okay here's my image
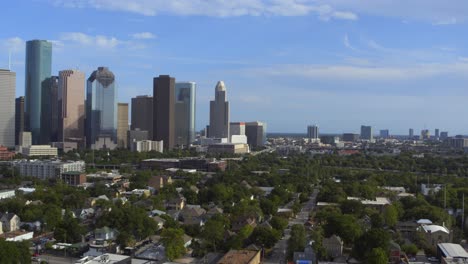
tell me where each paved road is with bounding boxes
[264,189,319,264]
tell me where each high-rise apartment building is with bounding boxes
[409,128,414,139]
[25,40,52,145]
[131,95,153,139]
[153,75,175,150]
[209,81,230,139]
[380,129,389,139]
[58,70,85,147]
[86,67,117,150]
[307,125,319,140]
[117,103,129,148]
[175,82,196,147]
[360,125,373,141]
[245,121,266,149]
[15,96,24,146]
[0,69,16,147]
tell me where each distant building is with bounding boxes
[117,103,128,148]
[19,132,32,148]
[61,171,86,186]
[153,75,175,150]
[230,122,246,136]
[209,81,230,139]
[435,128,440,139]
[22,145,58,157]
[86,67,118,150]
[440,131,449,140]
[58,70,85,148]
[175,82,196,147]
[320,135,340,145]
[448,138,468,149]
[421,129,430,140]
[48,76,59,143]
[0,146,15,160]
[360,125,373,141]
[245,122,266,148]
[409,128,414,139]
[131,95,153,139]
[380,129,389,139]
[307,125,319,140]
[15,96,24,146]
[127,129,148,149]
[17,160,85,179]
[0,69,16,148]
[208,143,249,154]
[342,133,359,142]
[132,140,163,153]
[25,40,52,145]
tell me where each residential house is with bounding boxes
[217,250,261,264]
[152,216,166,230]
[206,207,223,219]
[94,226,119,241]
[232,217,257,232]
[323,235,343,258]
[148,175,173,192]
[418,225,451,249]
[166,197,186,210]
[180,207,206,226]
[0,213,20,232]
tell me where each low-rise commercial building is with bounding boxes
[61,171,86,186]
[22,145,58,157]
[17,160,85,180]
[208,143,250,154]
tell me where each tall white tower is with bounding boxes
[208,81,230,139]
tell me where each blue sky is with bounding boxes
[2,1,468,135]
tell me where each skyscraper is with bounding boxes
[153,75,175,150]
[86,67,117,150]
[58,70,85,147]
[230,122,246,136]
[421,129,430,140]
[0,69,16,147]
[360,125,373,141]
[435,129,440,139]
[117,103,129,148]
[245,122,267,149]
[380,129,389,139]
[307,125,319,140]
[175,82,196,147]
[48,76,59,143]
[25,40,52,144]
[209,81,230,139]
[440,131,449,140]
[131,95,153,139]
[15,96,24,146]
[409,128,414,139]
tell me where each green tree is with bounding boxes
[383,205,398,227]
[288,224,306,259]
[251,226,280,248]
[202,218,225,252]
[161,228,186,260]
[368,248,388,264]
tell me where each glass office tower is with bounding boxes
[24,40,52,144]
[175,82,196,147]
[86,67,117,149]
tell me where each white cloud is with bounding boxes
[131,32,157,39]
[50,0,358,20]
[1,37,25,53]
[250,62,468,81]
[343,34,359,51]
[433,18,457,25]
[60,32,119,48]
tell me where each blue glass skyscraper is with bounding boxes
[24,40,52,144]
[175,82,196,147]
[86,67,117,149]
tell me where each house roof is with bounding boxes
[217,250,260,264]
[417,219,433,225]
[421,225,450,234]
[0,213,18,221]
[438,243,468,258]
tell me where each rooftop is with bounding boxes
[217,250,260,264]
[438,243,468,258]
[421,224,450,234]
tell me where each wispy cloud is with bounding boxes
[343,34,359,52]
[60,32,120,49]
[131,32,157,40]
[1,37,25,53]
[433,18,457,25]
[49,0,358,20]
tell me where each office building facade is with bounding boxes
[421,129,430,140]
[17,160,85,180]
[117,103,129,148]
[209,81,230,139]
[153,75,175,150]
[435,129,440,139]
[86,67,117,149]
[360,125,373,141]
[175,82,196,147]
[409,128,414,139]
[24,40,52,145]
[440,132,449,140]
[230,122,246,136]
[131,95,153,139]
[245,121,267,148]
[380,129,390,139]
[15,96,24,146]
[0,69,16,147]
[307,125,319,140]
[58,70,85,148]
[127,129,149,149]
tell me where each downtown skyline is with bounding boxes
[2,1,468,134]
